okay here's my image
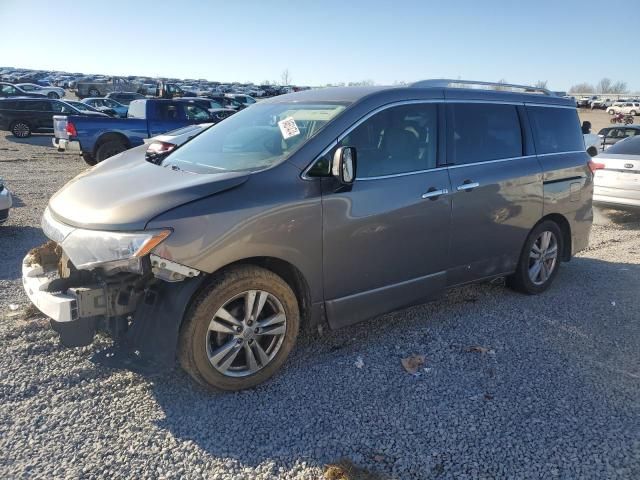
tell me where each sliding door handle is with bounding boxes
[421,188,448,199]
[456,182,480,191]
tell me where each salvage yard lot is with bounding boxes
[1,127,639,479]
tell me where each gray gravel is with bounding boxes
[1,132,639,479]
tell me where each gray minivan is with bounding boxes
[23,80,595,391]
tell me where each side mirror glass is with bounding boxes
[586,146,598,157]
[332,146,357,185]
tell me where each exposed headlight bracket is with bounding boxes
[150,254,200,282]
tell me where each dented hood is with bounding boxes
[49,145,249,230]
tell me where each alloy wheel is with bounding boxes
[12,123,30,138]
[528,231,558,285]
[206,290,287,377]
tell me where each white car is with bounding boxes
[593,135,640,208]
[0,177,13,224]
[607,102,640,116]
[16,83,65,99]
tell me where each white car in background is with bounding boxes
[607,102,640,116]
[0,177,13,224]
[593,136,640,208]
[15,83,65,99]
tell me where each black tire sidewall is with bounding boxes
[181,267,300,391]
[518,221,563,294]
[96,140,126,162]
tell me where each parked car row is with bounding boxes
[572,95,640,110]
[53,97,235,164]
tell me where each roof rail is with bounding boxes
[410,79,554,96]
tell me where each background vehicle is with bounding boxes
[0,82,47,99]
[593,135,640,208]
[53,98,217,164]
[15,83,65,99]
[609,113,634,125]
[597,125,640,149]
[607,102,640,115]
[199,94,245,110]
[105,92,145,106]
[76,77,142,99]
[64,100,107,115]
[179,97,236,122]
[0,98,108,137]
[224,93,256,107]
[143,123,213,162]
[24,80,593,392]
[82,97,128,117]
[0,177,12,224]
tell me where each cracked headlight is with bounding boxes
[60,228,172,270]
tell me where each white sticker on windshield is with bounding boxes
[278,116,301,139]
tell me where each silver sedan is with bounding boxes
[593,135,640,208]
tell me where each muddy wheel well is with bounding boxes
[538,213,572,261]
[207,257,314,331]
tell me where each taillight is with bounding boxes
[146,141,176,155]
[588,160,605,174]
[66,121,77,137]
[145,141,176,163]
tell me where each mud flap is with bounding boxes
[91,276,206,373]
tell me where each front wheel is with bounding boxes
[88,88,100,97]
[178,266,300,391]
[506,221,562,294]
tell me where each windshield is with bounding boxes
[162,102,348,174]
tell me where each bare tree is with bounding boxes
[596,78,612,94]
[569,82,595,94]
[534,80,548,89]
[280,69,292,86]
[610,80,628,94]
[494,78,508,91]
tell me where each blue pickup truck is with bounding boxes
[53,98,218,165]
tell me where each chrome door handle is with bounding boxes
[421,188,448,199]
[457,182,480,191]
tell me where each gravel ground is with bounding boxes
[1,131,639,480]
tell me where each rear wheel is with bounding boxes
[47,92,60,99]
[607,109,615,115]
[179,266,300,391]
[88,88,100,97]
[11,121,31,138]
[630,110,637,116]
[95,140,127,162]
[506,220,562,294]
[82,153,97,166]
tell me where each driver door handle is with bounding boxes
[457,181,480,191]
[421,188,448,199]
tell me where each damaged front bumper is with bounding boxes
[22,243,143,347]
[21,241,205,368]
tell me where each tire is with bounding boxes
[47,92,60,99]
[88,88,100,97]
[82,153,97,166]
[506,220,563,295]
[607,109,615,115]
[95,139,127,162]
[178,265,300,391]
[10,121,31,138]
[630,110,637,116]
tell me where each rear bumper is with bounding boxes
[52,137,81,153]
[594,186,640,208]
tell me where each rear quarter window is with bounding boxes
[527,106,584,154]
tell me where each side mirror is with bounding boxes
[586,146,598,157]
[332,146,357,185]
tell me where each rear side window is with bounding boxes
[527,106,584,154]
[447,103,522,165]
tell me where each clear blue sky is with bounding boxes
[1,0,637,92]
